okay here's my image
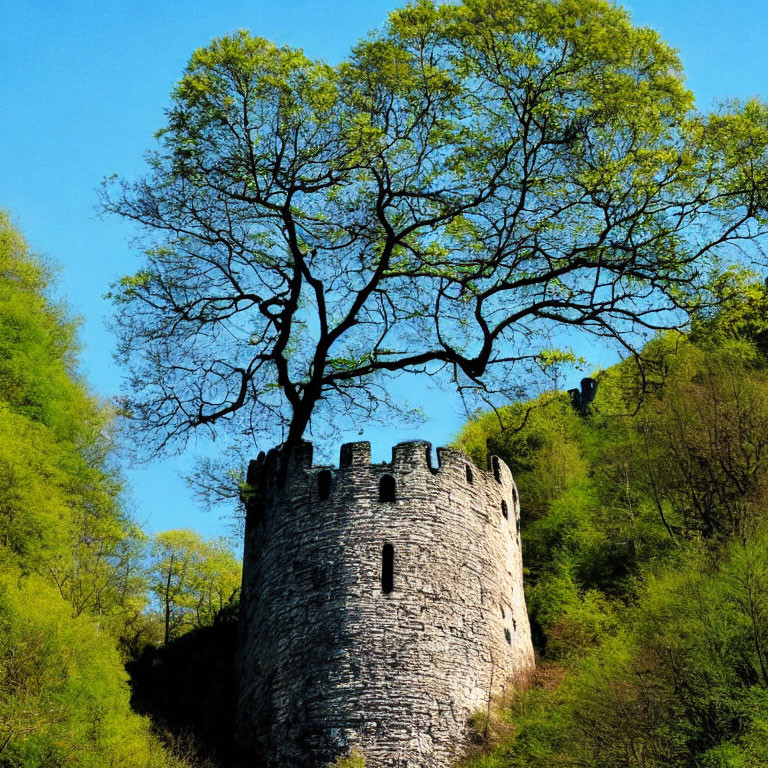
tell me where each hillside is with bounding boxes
[455,272,768,767]
[0,213,240,768]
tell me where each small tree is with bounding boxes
[102,0,768,464]
[149,529,241,645]
[189,537,242,627]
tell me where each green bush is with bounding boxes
[0,213,195,766]
[0,569,190,767]
[329,751,366,768]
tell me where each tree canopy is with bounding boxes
[103,0,768,458]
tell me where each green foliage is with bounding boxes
[691,268,768,354]
[0,213,198,766]
[481,538,768,767]
[0,211,79,430]
[0,213,148,634]
[459,392,588,517]
[329,751,366,768]
[0,568,191,767]
[456,276,768,766]
[148,529,241,644]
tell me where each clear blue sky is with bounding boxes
[1,0,766,540]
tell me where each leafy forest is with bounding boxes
[456,272,768,767]
[0,212,240,767]
[3,0,768,765]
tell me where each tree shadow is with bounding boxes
[126,613,242,767]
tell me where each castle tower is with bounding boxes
[235,440,534,768]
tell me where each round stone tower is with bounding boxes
[235,440,534,768]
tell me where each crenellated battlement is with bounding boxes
[245,439,519,520]
[236,438,533,768]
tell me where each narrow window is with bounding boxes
[501,500,508,519]
[379,474,396,502]
[466,465,474,484]
[381,544,394,594]
[516,517,521,534]
[318,470,332,500]
[492,456,501,483]
[512,487,518,505]
[504,628,512,644]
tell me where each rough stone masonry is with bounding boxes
[235,440,535,767]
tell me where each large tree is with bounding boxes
[102,0,768,460]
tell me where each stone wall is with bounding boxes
[235,440,534,768]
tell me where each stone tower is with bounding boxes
[235,440,534,768]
